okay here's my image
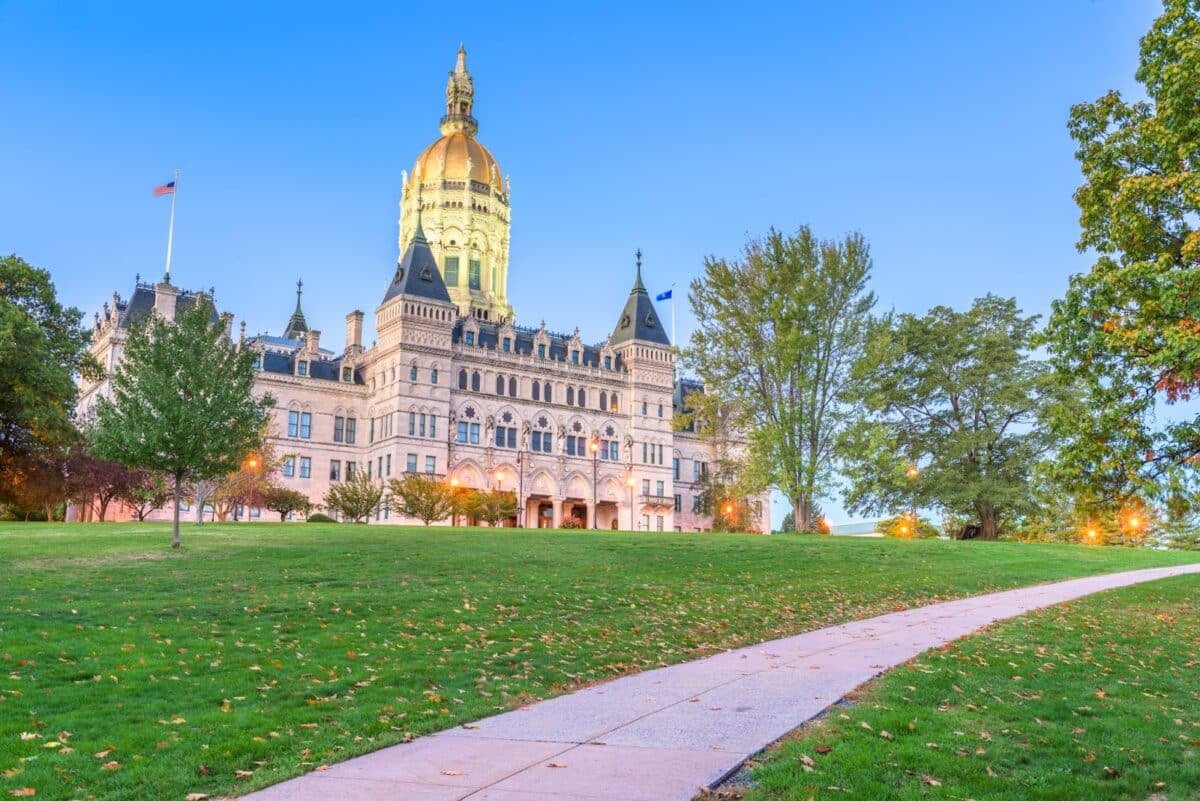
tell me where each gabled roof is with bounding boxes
[610,256,671,347]
[382,215,453,305]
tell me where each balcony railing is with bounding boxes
[639,494,674,507]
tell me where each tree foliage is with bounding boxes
[460,489,517,527]
[121,472,171,522]
[683,227,875,532]
[1043,1,1200,502]
[260,485,313,522]
[841,296,1058,539]
[65,450,144,521]
[92,297,273,547]
[389,474,456,525]
[323,471,383,523]
[0,254,96,502]
[676,390,764,532]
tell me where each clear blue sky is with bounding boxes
[0,0,1157,525]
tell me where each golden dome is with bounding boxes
[411,131,504,193]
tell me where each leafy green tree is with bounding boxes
[676,390,765,532]
[461,488,517,527]
[260,485,313,522]
[1043,1,1200,502]
[841,296,1058,540]
[877,514,940,540]
[389,474,456,525]
[92,297,273,547]
[776,510,795,534]
[683,227,875,532]
[0,255,96,501]
[323,471,383,523]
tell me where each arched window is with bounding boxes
[458,369,468,390]
[496,375,505,395]
[599,391,607,411]
[544,382,552,403]
[508,377,517,397]
[566,387,575,406]
[578,388,587,408]
[532,382,540,402]
[410,364,418,381]
[431,368,439,385]
[610,392,619,411]
[471,371,480,392]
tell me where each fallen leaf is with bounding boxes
[235,770,254,779]
[922,775,942,787]
[815,745,832,754]
[8,790,35,798]
[94,750,112,759]
[880,730,894,740]
[185,794,209,801]
[800,755,815,767]
[860,721,873,731]
[100,761,121,771]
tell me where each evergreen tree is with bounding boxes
[92,297,273,547]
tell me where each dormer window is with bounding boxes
[537,344,546,358]
[251,354,262,370]
[502,338,511,353]
[604,356,612,370]
[571,350,579,364]
[342,366,353,382]
[297,360,309,377]
[465,331,475,346]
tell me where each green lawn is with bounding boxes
[740,574,1200,801]
[0,524,1195,801]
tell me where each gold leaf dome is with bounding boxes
[411,131,504,192]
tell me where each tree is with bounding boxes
[65,450,141,521]
[460,489,516,527]
[683,227,876,532]
[841,296,1058,540]
[1043,2,1200,503]
[92,297,273,548]
[3,453,68,521]
[776,510,795,534]
[260,485,313,522]
[120,472,170,522]
[0,255,96,501]
[323,471,383,523]
[389,474,455,525]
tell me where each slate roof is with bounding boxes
[115,283,220,329]
[258,349,362,384]
[610,263,671,347]
[451,320,623,371]
[382,216,453,304]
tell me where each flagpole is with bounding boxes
[670,282,676,380]
[164,168,179,282]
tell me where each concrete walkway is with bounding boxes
[241,564,1200,801]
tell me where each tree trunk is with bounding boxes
[975,501,1000,540]
[97,496,110,522]
[172,472,182,549]
[793,495,814,532]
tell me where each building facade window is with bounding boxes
[346,418,357,444]
[300,457,311,479]
[494,426,517,449]
[642,478,650,495]
[468,258,482,290]
[578,389,586,407]
[456,421,481,444]
[251,354,262,370]
[544,382,552,402]
[655,480,664,496]
[287,410,299,438]
[346,462,356,479]
[342,366,353,382]
[409,412,416,436]
[431,368,438,384]
[599,391,607,410]
[502,337,511,352]
[566,387,575,406]
[334,416,345,442]
[444,256,459,286]
[471,371,480,391]
[571,350,579,364]
[496,375,505,395]
[410,365,418,381]
[658,404,664,417]
[673,494,682,512]
[406,453,418,473]
[531,430,553,453]
[508,377,517,396]
[297,361,308,376]
[386,454,392,475]
[537,343,546,358]
[282,456,295,477]
[532,382,540,401]
[425,455,436,474]
[465,331,475,346]
[330,459,341,481]
[458,369,468,389]
[604,356,612,370]
[673,458,680,480]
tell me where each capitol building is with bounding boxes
[78,48,768,532]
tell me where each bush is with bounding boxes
[307,512,336,523]
[559,517,584,529]
[879,514,940,539]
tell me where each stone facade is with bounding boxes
[75,47,770,533]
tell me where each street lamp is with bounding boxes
[589,438,599,529]
[626,472,635,531]
[494,468,506,491]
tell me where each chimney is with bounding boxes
[154,282,179,321]
[305,329,321,353]
[345,310,364,354]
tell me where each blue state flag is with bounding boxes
[655,289,672,301]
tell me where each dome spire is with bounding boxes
[441,44,477,136]
[283,278,309,339]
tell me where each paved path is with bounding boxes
[242,564,1200,801]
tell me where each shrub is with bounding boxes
[559,517,584,529]
[307,512,336,523]
[879,514,940,539]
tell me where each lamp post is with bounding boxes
[626,472,635,531]
[589,437,599,529]
[905,464,920,533]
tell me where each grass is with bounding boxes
[740,574,1200,801]
[0,523,1195,800]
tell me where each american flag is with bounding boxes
[153,180,176,197]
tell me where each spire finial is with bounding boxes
[441,44,477,136]
[633,249,645,291]
[295,279,304,310]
